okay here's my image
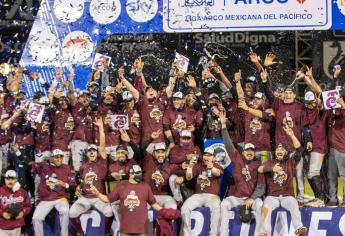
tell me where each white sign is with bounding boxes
[174,52,189,73]
[27,103,45,123]
[92,53,111,72]
[322,89,341,110]
[111,115,129,130]
[163,0,332,32]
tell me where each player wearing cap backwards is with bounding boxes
[181,145,223,236]
[90,165,163,236]
[119,67,175,153]
[258,126,308,236]
[218,112,265,236]
[238,91,273,162]
[69,117,112,218]
[261,69,312,203]
[0,170,31,236]
[163,91,198,147]
[32,149,76,236]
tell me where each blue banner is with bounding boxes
[332,0,345,30]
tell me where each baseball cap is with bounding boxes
[154,143,166,152]
[88,81,99,87]
[304,91,315,104]
[254,92,265,100]
[208,93,220,100]
[172,92,184,99]
[87,144,98,151]
[39,96,50,105]
[244,143,255,150]
[5,170,17,179]
[116,144,129,153]
[122,91,134,101]
[180,130,192,138]
[276,143,288,150]
[52,149,64,157]
[247,76,256,82]
[0,84,4,92]
[129,165,142,174]
[284,86,295,92]
[203,147,214,155]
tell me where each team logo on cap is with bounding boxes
[124,191,140,211]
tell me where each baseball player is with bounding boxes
[32,149,76,236]
[258,126,307,236]
[69,117,113,218]
[219,112,265,236]
[181,147,223,236]
[0,170,31,236]
[89,165,163,235]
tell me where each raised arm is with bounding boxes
[219,111,235,155]
[119,67,140,101]
[234,70,244,100]
[238,100,268,119]
[249,52,264,72]
[48,68,63,102]
[283,126,301,150]
[213,65,232,89]
[94,117,106,159]
[304,66,322,96]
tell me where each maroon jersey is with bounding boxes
[168,142,201,165]
[12,120,34,147]
[327,109,345,153]
[163,106,197,143]
[107,181,156,234]
[0,107,10,144]
[227,101,245,144]
[228,149,264,198]
[71,102,93,143]
[263,158,296,196]
[120,106,141,145]
[143,153,179,195]
[109,159,137,177]
[80,157,107,198]
[34,120,51,152]
[0,187,31,230]
[186,107,203,128]
[51,109,74,151]
[138,94,167,143]
[305,108,327,154]
[273,98,307,150]
[93,113,120,147]
[32,162,76,201]
[243,112,272,151]
[192,163,223,195]
[3,94,15,114]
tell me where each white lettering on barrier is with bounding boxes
[273,211,295,236]
[80,210,101,233]
[339,213,345,235]
[309,211,332,236]
[191,211,204,236]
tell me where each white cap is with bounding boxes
[154,143,166,151]
[208,93,220,100]
[52,149,64,156]
[304,91,315,103]
[5,170,17,178]
[248,76,256,82]
[122,91,134,101]
[130,165,142,173]
[88,81,99,87]
[180,130,192,138]
[203,147,214,155]
[244,143,255,150]
[39,96,50,105]
[254,92,265,100]
[173,92,184,99]
[87,144,98,151]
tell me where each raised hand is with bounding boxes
[272,163,282,173]
[151,130,162,140]
[234,70,242,82]
[260,68,268,83]
[120,129,130,143]
[264,52,277,67]
[283,125,294,137]
[118,67,125,78]
[186,75,196,88]
[93,117,104,128]
[249,52,260,64]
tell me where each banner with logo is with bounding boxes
[322,89,342,110]
[163,0,332,32]
[111,115,129,130]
